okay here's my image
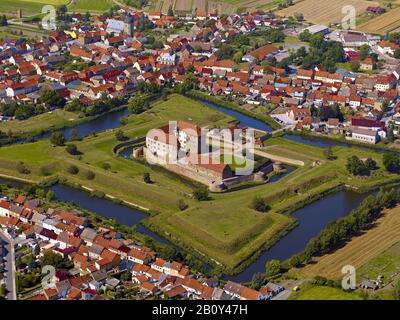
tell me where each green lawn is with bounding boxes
[0,109,80,136]
[289,285,363,300]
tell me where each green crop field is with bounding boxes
[0,0,69,16]
[68,0,115,13]
[0,0,113,16]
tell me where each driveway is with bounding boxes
[0,230,17,300]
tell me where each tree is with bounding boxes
[67,165,79,175]
[0,15,8,27]
[85,170,95,180]
[251,196,269,212]
[265,259,281,277]
[50,132,65,146]
[193,187,209,201]
[69,128,80,141]
[289,255,301,268]
[349,61,360,72]
[46,190,55,201]
[383,152,400,173]
[394,279,400,300]
[177,199,188,211]
[120,271,132,282]
[346,156,367,176]
[359,44,370,60]
[233,52,244,64]
[128,95,147,114]
[16,162,30,174]
[115,129,128,141]
[323,146,334,160]
[143,172,152,184]
[167,4,174,16]
[365,158,377,171]
[101,162,111,170]
[66,143,78,155]
[387,125,395,142]
[40,251,73,269]
[294,12,304,21]
[394,49,400,59]
[40,89,65,108]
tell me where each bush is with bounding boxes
[193,187,209,201]
[84,170,95,180]
[177,199,188,211]
[383,152,400,173]
[365,158,377,171]
[66,143,78,155]
[251,196,269,212]
[50,132,65,146]
[101,162,111,170]
[67,165,79,175]
[16,161,30,174]
[90,190,105,198]
[115,129,128,141]
[39,166,51,176]
[143,172,152,184]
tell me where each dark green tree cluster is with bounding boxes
[285,31,345,72]
[0,15,8,26]
[40,251,73,269]
[40,89,66,108]
[346,155,369,176]
[383,152,400,173]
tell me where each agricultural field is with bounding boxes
[276,0,380,26]
[68,0,115,13]
[300,206,400,280]
[0,0,113,16]
[289,285,363,300]
[150,0,285,15]
[357,6,400,34]
[0,0,68,16]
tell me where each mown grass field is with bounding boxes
[300,206,400,280]
[0,94,397,271]
[0,109,80,136]
[289,285,363,300]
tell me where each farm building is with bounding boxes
[366,7,385,14]
[304,24,330,35]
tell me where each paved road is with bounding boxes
[0,230,17,300]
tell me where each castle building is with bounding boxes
[145,121,233,186]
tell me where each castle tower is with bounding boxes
[17,9,23,19]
